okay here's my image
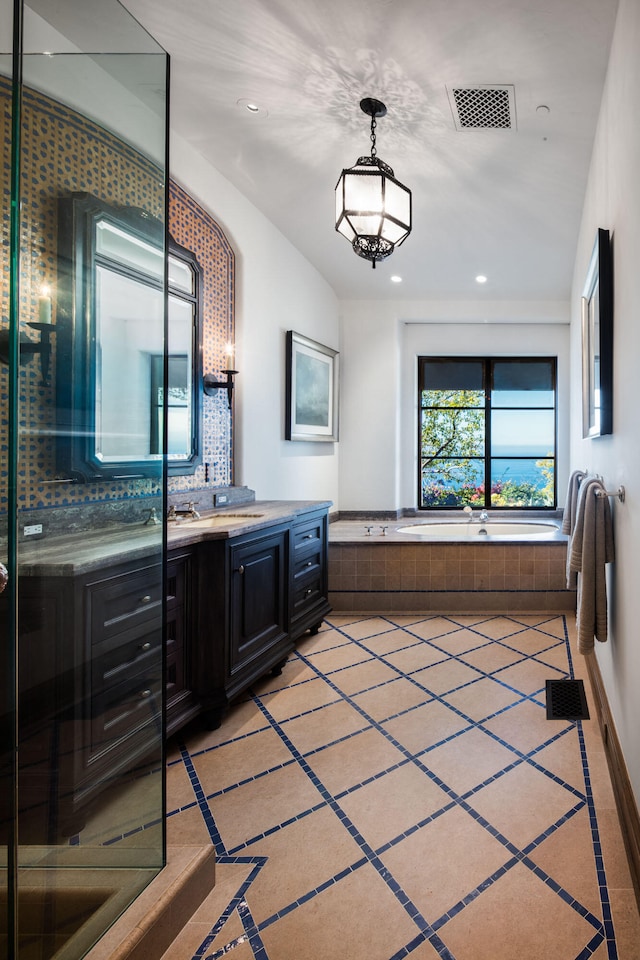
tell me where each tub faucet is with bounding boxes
[463,505,473,521]
[479,510,489,522]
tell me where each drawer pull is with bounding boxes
[140,595,152,604]
[303,533,314,540]
[140,641,152,652]
[139,689,152,699]
[305,587,313,596]
[306,561,313,567]
[238,565,245,575]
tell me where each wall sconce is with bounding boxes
[0,286,56,385]
[335,97,412,268]
[203,369,237,408]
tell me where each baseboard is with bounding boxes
[585,653,640,906]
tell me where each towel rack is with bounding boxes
[595,485,625,502]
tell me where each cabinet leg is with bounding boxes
[271,658,287,677]
[203,708,224,730]
[309,621,322,636]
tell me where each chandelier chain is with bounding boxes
[370,114,377,159]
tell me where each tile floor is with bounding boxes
[162,613,640,960]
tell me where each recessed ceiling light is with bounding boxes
[475,275,487,284]
[391,275,402,283]
[237,98,268,117]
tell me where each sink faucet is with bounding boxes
[167,501,200,521]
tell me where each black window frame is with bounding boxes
[418,356,557,511]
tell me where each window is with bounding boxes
[418,357,556,509]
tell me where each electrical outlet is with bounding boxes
[24,523,43,537]
[214,493,229,506]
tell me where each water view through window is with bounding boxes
[418,357,556,509]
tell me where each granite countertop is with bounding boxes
[8,500,332,577]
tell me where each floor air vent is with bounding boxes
[546,679,590,720]
[447,84,516,130]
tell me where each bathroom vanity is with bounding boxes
[10,500,330,831]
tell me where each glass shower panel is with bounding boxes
[5,2,168,956]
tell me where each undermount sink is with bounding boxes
[185,512,265,527]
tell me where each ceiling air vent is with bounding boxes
[447,84,516,130]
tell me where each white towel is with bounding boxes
[562,469,586,536]
[567,477,615,654]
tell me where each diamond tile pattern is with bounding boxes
[163,614,633,959]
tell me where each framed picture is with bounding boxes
[285,330,339,441]
[581,227,613,438]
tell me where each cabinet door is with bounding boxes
[229,529,287,680]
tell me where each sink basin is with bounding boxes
[183,512,265,528]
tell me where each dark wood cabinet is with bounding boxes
[6,502,331,833]
[192,506,331,728]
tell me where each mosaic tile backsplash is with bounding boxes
[1,79,234,527]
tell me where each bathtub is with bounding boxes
[328,516,573,615]
[396,520,561,540]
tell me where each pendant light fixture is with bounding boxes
[335,97,412,268]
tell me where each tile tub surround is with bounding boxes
[161,613,640,960]
[329,520,574,615]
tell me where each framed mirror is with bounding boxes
[581,227,613,438]
[56,193,202,480]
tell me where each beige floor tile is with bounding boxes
[210,763,323,853]
[280,700,370,754]
[444,675,520,722]
[495,656,566,696]
[358,627,428,655]
[383,699,471,754]
[411,658,485,696]
[329,657,400,696]
[424,727,518,795]
[502,627,565,655]
[469,762,580,850]
[403,617,464,642]
[249,656,320,694]
[380,805,510,923]
[384,641,449,674]
[258,676,339,722]
[528,806,602,917]
[609,888,640,960]
[296,627,351,655]
[305,726,406,795]
[166,757,199,812]
[173,699,267,754]
[469,617,531,640]
[191,727,294,794]
[441,862,598,960]
[243,806,364,925]
[533,726,586,793]
[459,641,525,674]
[482,697,563,754]
[336,617,396,640]
[306,641,373,674]
[338,762,450,850]
[259,861,421,960]
[165,805,212,846]
[351,676,432,722]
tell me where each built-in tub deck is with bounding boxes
[328,517,573,615]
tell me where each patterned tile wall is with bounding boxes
[0,79,234,519]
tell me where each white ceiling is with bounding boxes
[119,0,618,302]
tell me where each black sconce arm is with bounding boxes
[203,369,237,408]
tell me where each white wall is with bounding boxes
[339,299,570,512]
[170,134,340,506]
[569,0,640,808]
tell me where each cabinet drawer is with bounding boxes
[293,550,321,583]
[90,673,162,756]
[292,516,324,553]
[92,622,162,690]
[88,565,162,643]
[292,576,323,617]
